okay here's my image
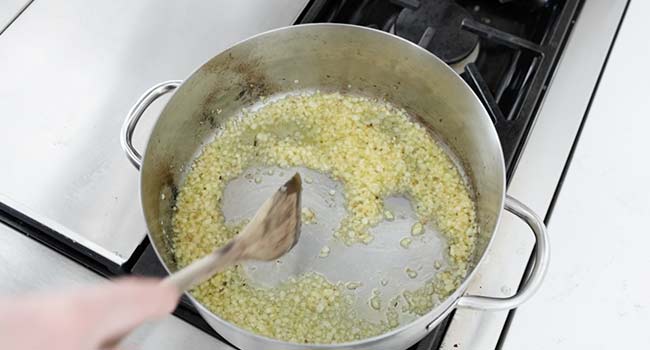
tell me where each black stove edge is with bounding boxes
[0,0,34,35]
[495,0,631,348]
[415,312,455,350]
[0,202,121,276]
[121,235,151,272]
[0,202,233,346]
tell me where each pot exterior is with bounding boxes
[139,24,506,349]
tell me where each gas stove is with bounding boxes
[0,0,628,349]
[299,0,583,172]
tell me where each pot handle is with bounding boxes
[120,80,182,169]
[456,195,550,310]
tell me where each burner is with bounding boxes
[394,0,478,64]
[449,42,480,74]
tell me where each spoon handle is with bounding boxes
[162,241,238,292]
[99,243,238,349]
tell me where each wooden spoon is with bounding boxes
[101,173,302,349]
[162,172,302,292]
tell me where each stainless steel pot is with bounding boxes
[120,24,549,350]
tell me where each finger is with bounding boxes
[67,278,181,347]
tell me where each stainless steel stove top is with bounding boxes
[0,0,310,265]
[0,0,628,349]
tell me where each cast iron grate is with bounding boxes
[298,0,583,177]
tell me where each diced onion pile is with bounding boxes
[172,92,477,344]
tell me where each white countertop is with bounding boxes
[0,0,29,31]
[503,1,650,348]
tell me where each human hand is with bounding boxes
[0,278,180,350]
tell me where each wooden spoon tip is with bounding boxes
[283,173,302,194]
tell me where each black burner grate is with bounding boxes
[298,0,583,176]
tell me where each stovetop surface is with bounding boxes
[0,0,310,267]
[0,0,584,349]
[126,1,584,349]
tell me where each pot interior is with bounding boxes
[139,24,505,340]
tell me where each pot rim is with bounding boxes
[139,23,507,348]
